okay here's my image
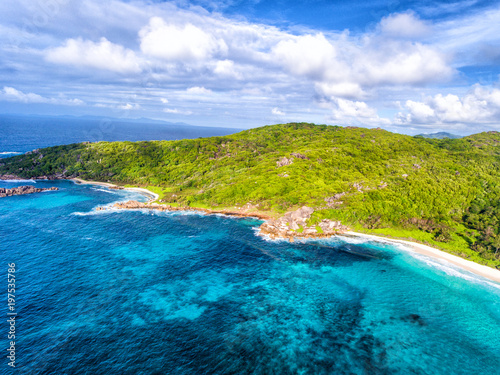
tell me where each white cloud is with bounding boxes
[404,100,435,123]
[331,98,377,120]
[119,103,140,110]
[160,98,169,104]
[45,37,142,73]
[272,33,339,80]
[272,107,285,116]
[315,82,366,100]
[360,42,452,86]
[186,86,212,94]
[1,86,84,106]
[270,17,452,100]
[379,12,431,38]
[139,17,227,62]
[2,86,47,103]
[163,108,193,115]
[324,97,391,126]
[396,85,500,126]
[214,59,241,79]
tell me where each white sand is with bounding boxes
[71,178,159,202]
[345,231,500,284]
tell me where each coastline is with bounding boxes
[71,178,160,202]
[3,175,500,284]
[102,200,273,220]
[345,231,500,284]
[99,198,500,284]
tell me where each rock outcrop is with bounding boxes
[277,157,293,167]
[0,185,58,197]
[0,174,24,180]
[259,206,349,240]
[290,152,309,160]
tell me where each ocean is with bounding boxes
[0,114,239,158]
[1,117,500,374]
[1,180,499,374]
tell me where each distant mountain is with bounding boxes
[415,132,461,139]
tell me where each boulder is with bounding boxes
[0,185,58,198]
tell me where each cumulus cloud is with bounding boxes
[214,59,241,79]
[139,17,227,62]
[360,42,452,86]
[34,6,456,110]
[379,12,431,38]
[272,33,341,81]
[272,107,285,116]
[45,37,142,73]
[396,85,500,126]
[2,86,47,103]
[1,86,84,106]
[270,15,452,100]
[315,82,366,100]
[328,98,390,126]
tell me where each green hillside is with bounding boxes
[2,123,500,267]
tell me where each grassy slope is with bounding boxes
[2,123,500,267]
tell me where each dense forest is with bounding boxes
[2,123,500,267]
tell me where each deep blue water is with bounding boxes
[0,114,238,158]
[1,180,500,374]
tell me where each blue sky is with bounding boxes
[1,0,499,134]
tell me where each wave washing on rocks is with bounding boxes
[96,201,349,240]
[258,206,349,240]
[0,185,58,198]
[95,200,271,219]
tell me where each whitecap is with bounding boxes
[405,252,500,290]
[334,235,382,245]
[0,152,22,155]
[90,187,121,194]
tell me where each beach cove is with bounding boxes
[73,178,500,285]
[1,178,500,373]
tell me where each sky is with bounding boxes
[0,0,500,134]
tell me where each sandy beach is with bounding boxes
[71,178,160,202]
[345,231,500,284]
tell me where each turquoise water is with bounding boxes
[1,180,500,374]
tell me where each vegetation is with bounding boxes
[2,123,500,267]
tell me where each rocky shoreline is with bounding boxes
[258,206,349,240]
[0,174,349,240]
[0,185,58,198]
[96,201,349,240]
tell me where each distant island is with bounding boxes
[1,122,500,268]
[415,132,462,139]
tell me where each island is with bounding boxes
[1,122,500,270]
